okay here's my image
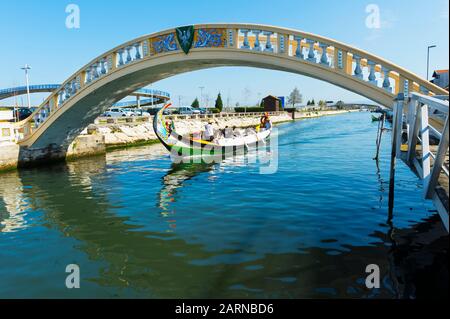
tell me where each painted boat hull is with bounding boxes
[153,104,271,157]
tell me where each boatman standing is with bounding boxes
[204,120,215,142]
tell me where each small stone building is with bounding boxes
[262,95,282,112]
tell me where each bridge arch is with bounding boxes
[15,23,448,149]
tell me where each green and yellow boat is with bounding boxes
[153,103,272,158]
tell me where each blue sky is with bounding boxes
[1,0,448,107]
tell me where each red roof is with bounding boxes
[433,69,448,74]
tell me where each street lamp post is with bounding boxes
[199,86,204,108]
[427,45,436,81]
[21,64,32,109]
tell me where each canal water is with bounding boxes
[0,111,447,298]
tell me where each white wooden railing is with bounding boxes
[391,92,449,231]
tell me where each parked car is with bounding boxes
[104,108,135,117]
[147,108,160,115]
[199,108,210,114]
[179,107,201,115]
[16,107,33,121]
[131,108,150,116]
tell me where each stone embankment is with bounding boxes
[93,112,292,148]
[0,112,291,171]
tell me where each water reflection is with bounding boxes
[0,171,30,233]
[158,162,215,232]
[0,152,444,298]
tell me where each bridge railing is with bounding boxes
[391,92,449,231]
[16,24,448,143]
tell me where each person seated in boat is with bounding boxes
[204,120,215,142]
[223,126,233,138]
[260,112,272,131]
[232,126,241,137]
[165,120,174,134]
[260,113,267,127]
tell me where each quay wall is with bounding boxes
[96,112,292,148]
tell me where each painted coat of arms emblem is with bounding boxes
[176,25,195,54]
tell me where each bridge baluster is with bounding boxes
[71,80,77,94]
[126,46,132,63]
[368,61,377,84]
[117,49,125,66]
[240,29,250,49]
[306,40,316,62]
[382,67,392,92]
[100,59,107,75]
[293,36,303,58]
[58,91,64,106]
[75,76,81,91]
[252,30,261,51]
[65,84,71,99]
[85,67,92,83]
[91,63,99,79]
[319,43,329,66]
[134,43,141,60]
[263,31,273,52]
[353,55,363,79]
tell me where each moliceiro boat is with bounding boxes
[153,103,272,158]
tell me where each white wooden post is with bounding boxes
[407,98,421,164]
[388,94,404,216]
[425,115,449,199]
[420,103,431,197]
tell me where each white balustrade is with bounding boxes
[293,36,303,59]
[252,30,262,51]
[306,39,316,62]
[319,43,329,66]
[117,49,125,66]
[353,55,363,79]
[263,31,273,52]
[367,61,377,85]
[382,67,392,92]
[134,43,142,60]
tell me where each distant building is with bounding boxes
[262,95,282,111]
[277,96,285,108]
[430,70,449,90]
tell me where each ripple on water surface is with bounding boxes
[0,112,447,298]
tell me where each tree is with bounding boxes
[311,99,315,106]
[336,100,345,110]
[288,87,303,107]
[191,98,200,108]
[215,93,223,112]
[318,100,326,107]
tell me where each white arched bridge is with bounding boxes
[13,23,448,150]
